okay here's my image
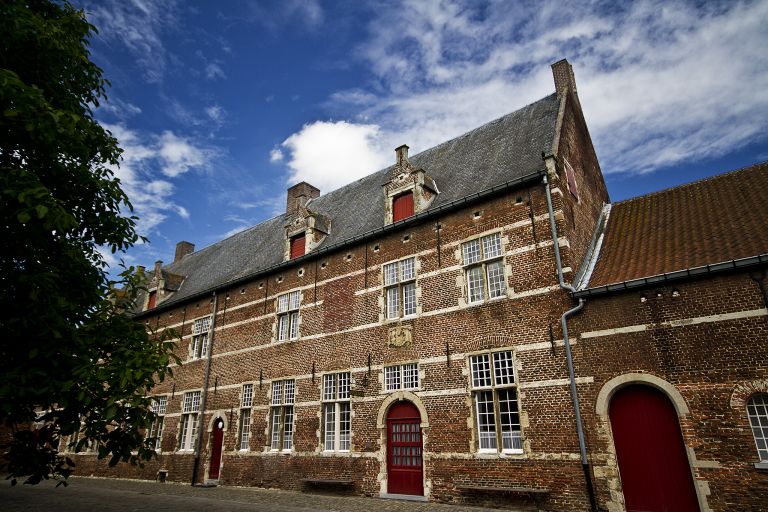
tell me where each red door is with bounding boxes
[387,401,423,496]
[610,385,699,512]
[290,233,305,259]
[392,192,414,222]
[209,418,225,480]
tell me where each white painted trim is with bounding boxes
[582,308,767,340]
[596,373,689,417]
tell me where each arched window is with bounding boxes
[747,393,768,462]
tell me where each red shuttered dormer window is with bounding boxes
[290,233,306,259]
[392,191,414,222]
[147,290,157,309]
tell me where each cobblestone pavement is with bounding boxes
[0,477,508,512]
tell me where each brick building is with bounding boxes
[74,60,768,511]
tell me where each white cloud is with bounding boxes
[295,0,768,182]
[102,123,212,236]
[205,105,225,124]
[205,62,226,80]
[244,0,324,31]
[97,98,142,120]
[87,0,180,83]
[269,148,284,162]
[157,131,208,177]
[280,121,390,193]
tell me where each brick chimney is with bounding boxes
[153,260,163,276]
[286,182,320,214]
[395,144,409,165]
[551,59,579,105]
[174,241,195,262]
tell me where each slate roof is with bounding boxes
[584,161,768,290]
[141,93,561,313]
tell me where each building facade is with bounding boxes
[73,60,768,512]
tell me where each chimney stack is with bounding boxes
[154,260,163,276]
[551,59,579,104]
[175,241,195,262]
[286,182,320,214]
[395,144,409,165]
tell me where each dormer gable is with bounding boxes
[143,258,185,311]
[383,145,438,225]
[284,182,329,260]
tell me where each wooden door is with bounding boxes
[392,192,414,222]
[208,418,225,480]
[386,401,423,496]
[610,385,700,512]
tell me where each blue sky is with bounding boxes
[79,0,768,270]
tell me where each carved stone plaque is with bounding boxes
[388,325,412,348]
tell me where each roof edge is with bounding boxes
[573,253,768,298]
[137,169,548,318]
[574,202,611,290]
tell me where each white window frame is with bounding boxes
[238,383,254,451]
[191,316,211,359]
[179,391,201,451]
[469,350,523,454]
[747,393,768,462]
[270,380,295,451]
[462,232,507,304]
[384,363,419,392]
[148,396,167,451]
[383,257,418,320]
[276,291,300,341]
[322,372,351,452]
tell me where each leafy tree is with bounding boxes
[0,0,178,485]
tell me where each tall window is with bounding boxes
[385,363,419,391]
[383,257,417,319]
[148,396,167,451]
[277,291,300,341]
[322,372,351,452]
[270,380,295,451]
[238,384,253,451]
[290,233,305,259]
[392,191,414,222]
[469,351,522,452]
[191,316,211,359]
[147,290,157,309]
[462,232,506,303]
[747,394,768,462]
[179,391,201,451]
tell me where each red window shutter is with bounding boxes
[290,234,306,259]
[565,161,579,200]
[147,290,157,309]
[392,192,414,222]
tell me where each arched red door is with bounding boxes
[610,385,699,512]
[386,401,423,496]
[208,418,225,480]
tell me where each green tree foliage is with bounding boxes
[0,0,179,485]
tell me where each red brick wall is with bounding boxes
[82,160,767,512]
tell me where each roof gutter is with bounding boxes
[137,169,547,318]
[574,253,768,298]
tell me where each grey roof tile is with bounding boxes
[143,93,560,311]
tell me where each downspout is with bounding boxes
[192,291,218,486]
[543,173,598,512]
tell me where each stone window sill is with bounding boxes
[755,462,768,470]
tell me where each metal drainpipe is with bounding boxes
[543,174,598,512]
[192,291,218,486]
